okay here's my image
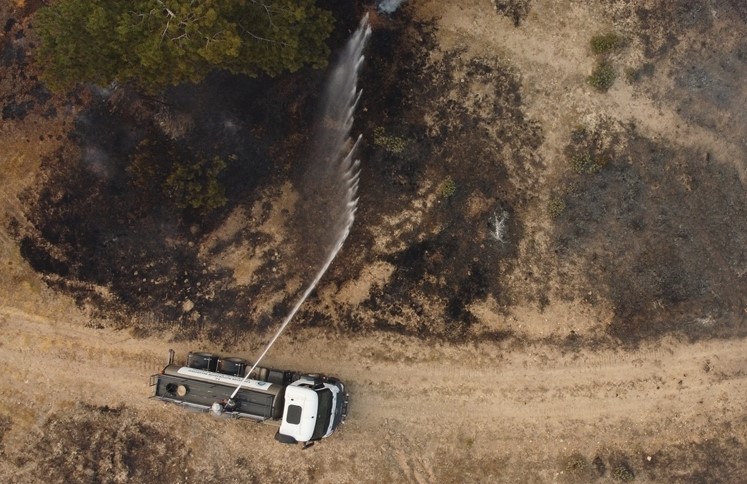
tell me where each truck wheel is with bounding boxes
[187,352,219,371]
[176,385,188,397]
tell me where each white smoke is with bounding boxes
[82,146,113,179]
[378,0,407,14]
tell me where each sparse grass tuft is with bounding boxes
[548,196,566,218]
[373,127,407,154]
[439,176,456,198]
[571,153,606,174]
[591,32,623,55]
[612,462,635,482]
[588,60,616,92]
[561,452,592,482]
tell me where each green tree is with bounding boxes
[163,155,228,210]
[35,0,334,92]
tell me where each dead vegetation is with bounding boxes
[6,404,193,483]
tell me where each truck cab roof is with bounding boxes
[277,384,319,442]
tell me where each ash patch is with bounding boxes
[581,433,747,482]
[493,0,532,27]
[642,435,747,483]
[0,414,11,455]
[606,0,747,60]
[9,404,194,484]
[15,69,323,339]
[551,121,747,343]
[0,15,52,122]
[604,0,713,60]
[309,18,541,339]
[668,34,747,142]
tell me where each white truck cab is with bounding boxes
[276,377,344,443]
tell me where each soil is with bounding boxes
[1,0,747,482]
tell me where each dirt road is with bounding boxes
[1,305,745,482]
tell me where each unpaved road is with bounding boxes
[1,305,746,482]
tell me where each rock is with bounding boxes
[182,299,194,312]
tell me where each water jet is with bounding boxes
[231,15,372,398]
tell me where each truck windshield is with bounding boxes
[310,388,333,441]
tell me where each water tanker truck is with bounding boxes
[149,350,348,445]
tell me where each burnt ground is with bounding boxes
[9,9,539,343]
[13,75,308,340]
[5,0,747,347]
[550,121,747,343]
[9,404,196,484]
[335,21,543,339]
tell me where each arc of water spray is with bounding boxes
[230,16,372,400]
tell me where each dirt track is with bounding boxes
[1,305,746,482]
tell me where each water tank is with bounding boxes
[218,357,247,376]
[187,351,219,371]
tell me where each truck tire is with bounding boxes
[218,357,247,376]
[187,352,219,371]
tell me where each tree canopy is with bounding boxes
[35,0,335,92]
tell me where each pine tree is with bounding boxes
[35,0,334,92]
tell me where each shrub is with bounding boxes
[612,462,635,482]
[624,63,655,84]
[163,156,227,210]
[561,452,592,482]
[373,127,407,154]
[588,60,616,92]
[591,33,623,55]
[624,67,639,84]
[571,152,606,174]
[439,176,456,198]
[548,196,566,218]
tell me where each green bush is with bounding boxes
[548,196,566,218]
[163,156,227,210]
[571,153,606,174]
[591,33,623,55]
[373,127,407,154]
[588,60,616,92]
[612,462,635,482]
[561,452,592,482]
[439,176,456,198]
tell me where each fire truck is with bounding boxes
[150,350,348,445]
